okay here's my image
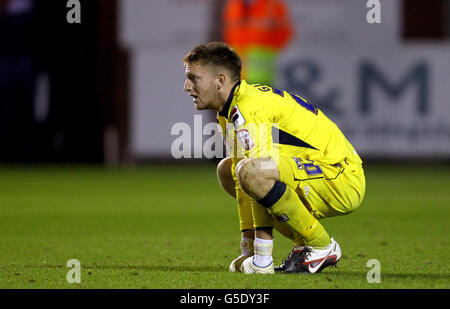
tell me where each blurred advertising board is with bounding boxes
[121,0,450,159]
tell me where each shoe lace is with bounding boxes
[294,247,313,267]
[281,246,310,266]
[301,247,313,259]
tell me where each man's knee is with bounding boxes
[217,157,235,198]
[217,157,233,181]
[235,157,279,200]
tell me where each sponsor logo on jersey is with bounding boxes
[230,106,246,129]
[236,128,254,150]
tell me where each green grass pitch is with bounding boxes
[0,163,448,289]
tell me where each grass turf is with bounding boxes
[0,163,448,289]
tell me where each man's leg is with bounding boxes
[217,157,295,273]
[217,157,255,271]
[236,157,331,248]
[217,157,296,240]
[217,157,254,238]
[236,157,342,274]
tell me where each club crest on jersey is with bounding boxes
[236,129,254,151]
[230,106,246,130]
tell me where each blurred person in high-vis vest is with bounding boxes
[222,0,293,86]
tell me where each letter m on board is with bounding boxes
[359,61,429,115]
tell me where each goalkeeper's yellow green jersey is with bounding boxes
[217,80,363,169]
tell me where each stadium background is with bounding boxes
[0,0,449,289]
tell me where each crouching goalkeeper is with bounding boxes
[183,42,366,274]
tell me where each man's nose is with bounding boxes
[184,80,191,93]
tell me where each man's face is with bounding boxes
[184,62,220,110]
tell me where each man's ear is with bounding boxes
[216,73,226,90]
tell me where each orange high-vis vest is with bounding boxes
[222,0,294,50]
